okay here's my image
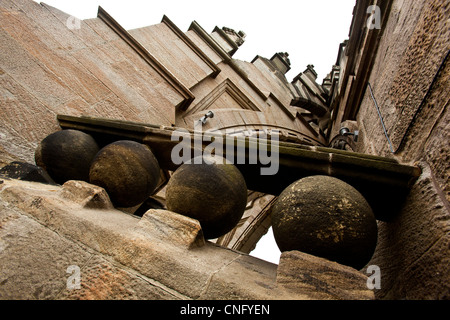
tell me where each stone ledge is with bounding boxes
[0,178,375,300]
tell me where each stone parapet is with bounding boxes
[0,178,374,300]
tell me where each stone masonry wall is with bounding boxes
[0,0,189,166]
[354,0,449,299]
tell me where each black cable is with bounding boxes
[368,82,395,153]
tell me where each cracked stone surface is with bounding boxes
[0,178,374,300]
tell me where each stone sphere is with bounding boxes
[35,130,99,184]
[165,156,248,239]
[89,140,161,208]
[271,175,378,270]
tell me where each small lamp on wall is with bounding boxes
[199,111,214,125]
[339,127,359,142]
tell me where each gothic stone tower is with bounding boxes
[0,0,448,300]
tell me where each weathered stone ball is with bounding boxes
[89,140,161,208]
[165,156,248,239]
[271,175,378,270]
[35,130,99,184]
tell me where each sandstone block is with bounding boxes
[138,209,205,249]
[60,180,114,210]
[276,251,374,300]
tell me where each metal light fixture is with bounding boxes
[339,127,359,142]
[199,111,214,124]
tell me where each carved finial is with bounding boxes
[279,52,291,66]
[222,27,246,47]
[270,52,291,74]
[304,64,318,79]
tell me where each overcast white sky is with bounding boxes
[33,0,356,264]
